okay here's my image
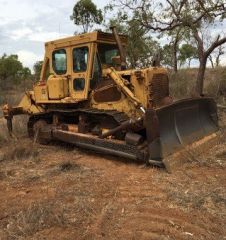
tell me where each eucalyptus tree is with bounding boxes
[104,8,160,68]
[108,0,226,95]
[71,0,103,33]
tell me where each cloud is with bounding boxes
[28,31,70,42]
[220,54,226,66]
[11,27,33,40]
[10,26,69,42]
[1,0,224,72]
[0,30,8,44]
[0,0,57,24]
[0,0,79,69]
[17,50,42,69]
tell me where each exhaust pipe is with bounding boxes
[110,26,127,70]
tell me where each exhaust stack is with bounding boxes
[110,26,127,70]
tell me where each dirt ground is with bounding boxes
[0,111,225,240]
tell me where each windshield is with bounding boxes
[98,44,119,65]
[52,49,67,75]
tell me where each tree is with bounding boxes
[119,21,159,68]
[18,67,32,90]
[33,61,43,80]
[215,45,225,67]
[208,45,225,68]
[166,28,185,72]
[104,11,160,68]
[110,0,226,95]
[161,44,174,68]
[70,0,103,33]
[179,44,198,67]
[0,54,23,88]
[0,54,31,90]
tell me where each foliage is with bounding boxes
[106,0,226,94]
[126,20,160,68]
[161,41,197,69]
[0,54,31,90]
[161,44,174,68]
[178,44,198,67]
[161,27,188,72]
[105,14,160,68]
[208,45,225,68]
[70,0,103,33]
[33,61,43,80]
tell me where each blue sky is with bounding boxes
[0,0,225,69]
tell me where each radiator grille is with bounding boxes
[149,74,169,107]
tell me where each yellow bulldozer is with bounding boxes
[2,27,219,171]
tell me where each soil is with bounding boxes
[0,135,226,240]
[0,111,225,240]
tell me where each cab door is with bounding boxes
[70,43,94,100]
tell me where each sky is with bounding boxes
[0,0,107,70]
[0,0,225,70]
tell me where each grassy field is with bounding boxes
[169,67,226,103]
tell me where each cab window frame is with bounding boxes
[73,46,89,73]
[52,49,67,75]
[98,43,120,66]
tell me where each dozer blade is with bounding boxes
[146,97,219,172]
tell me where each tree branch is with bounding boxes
[205,36,226,57]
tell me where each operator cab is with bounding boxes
[34,31,127,103]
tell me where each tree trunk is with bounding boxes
[216,56,220,67]
[209,55,214,68]
[188,59,191,68]
[216,52,220,67]
[196,57,207,95]
[215,45,224,67]
[173,46,178,72]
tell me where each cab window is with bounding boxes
[73,47,89,72]
[98,44,119,65]
[52,49,67,75]
[73,78,85,91]
[90,55,101,89]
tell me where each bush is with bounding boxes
[169,69,196,99]
[169,67,226,102]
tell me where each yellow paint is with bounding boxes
[7,30,169,118]
[47,75,69,100]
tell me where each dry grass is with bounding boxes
[0,115,28,146]
[169,67,226,101]
[166,182,226,215]
[58,161,82,172]
[1,142,39,162]
[182,142,226,168]
[0,90,24,106]
[6,201,66,239]
[0,135,225,239]
[0,86,28,145]
[0,71,225,240]
[169,69,196,99]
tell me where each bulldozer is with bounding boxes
[2,27,219,171]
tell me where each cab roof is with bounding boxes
[45,31,128,49]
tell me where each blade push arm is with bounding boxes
[105,67,145,113]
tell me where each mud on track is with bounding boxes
[0,110,225,240]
